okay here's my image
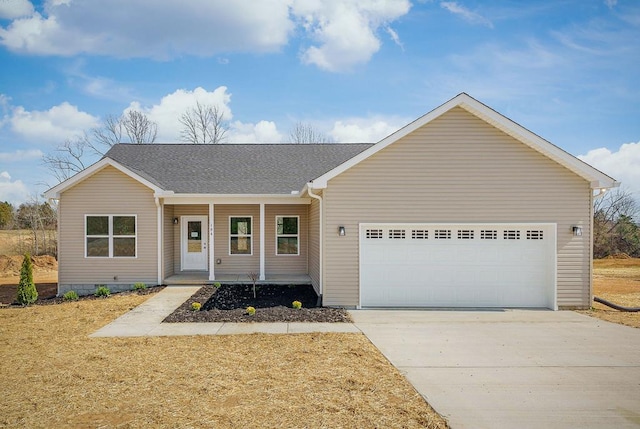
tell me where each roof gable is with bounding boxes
[44,157,165,200]
[310,93,617,190]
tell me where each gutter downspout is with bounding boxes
[307,183,323,305]
[155,197,162,286]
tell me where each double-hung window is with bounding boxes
[230,217,252,255]
[276,216,299,255]
[86,215,136,258]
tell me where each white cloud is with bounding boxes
[0,170,30,205]
[0,0,410,72]
[131,86,233,142]
[0,149,43,162]
[385,25,404,50]
[330,117,405,143]
[0,0,33,19]
[0,1,293,59]
[293,0,411,71]
[9,102,99,143]
[228,120,283,143]
[604,0,617,9]
[579,141,640,194]
[440,1,493,28]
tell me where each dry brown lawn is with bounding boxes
[0,294,448,428]
[579,257,640,328]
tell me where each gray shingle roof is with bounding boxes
[104,143,373,194]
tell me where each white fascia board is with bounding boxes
[310,92,617,190]
[44,157,165,199]
[162,194,311,205]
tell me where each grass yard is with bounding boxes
[580,257,640,328]
[0,294,448,428]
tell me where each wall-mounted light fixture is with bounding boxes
[173,217,179,225]
[572,226,582,237]
[338,226,346,236]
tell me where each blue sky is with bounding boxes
[0,0,638,205]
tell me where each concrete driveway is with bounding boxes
[350,310,640,429]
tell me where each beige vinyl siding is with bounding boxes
[172,205,208,272]
[163,204,174,278]
[322,107,591,308]
[214,204,260,275]
[308,195,321,294]
[58,166,158,287]
[264,204,308,275]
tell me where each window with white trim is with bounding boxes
[276,216,299,255]
[230,217,252,255]
[86,215,136,258]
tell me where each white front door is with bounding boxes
[181,216,208,271]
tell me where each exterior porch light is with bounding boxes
[338,226,346,236]
[572,226,582,236]
[173,217,179,225]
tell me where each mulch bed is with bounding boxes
[0,285,165,307]
[164,284,352,323]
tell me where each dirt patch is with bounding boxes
[578,258,640,328]
[0,282,57,304]
[165,284,352,323]
[0,294,448,428]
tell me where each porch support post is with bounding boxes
[208,202,215,281]
[155,197,163,285]
[259,203,265,280]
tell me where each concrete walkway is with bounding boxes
[90,286,359,337]
[350,309,640,429]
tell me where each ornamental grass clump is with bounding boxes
[292,300,302,309]
[94,285,111,298]
[63,290,79,301]
[16,253,38,306]
[133,282,147,290]
[246,306,256,316]
[191,302,202,311]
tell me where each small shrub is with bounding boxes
[292,300,302,309]
[213,282,221,289]
[16,253,38,305]
[247,272,259,298]
[94,285,111,297]
[246,306,256,316]
[133,282,147,290]
[63,290,79,301]
[191,302,202,311]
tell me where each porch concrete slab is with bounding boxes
[350,309,640,429]
[287,322,361,333]
[215,323,289,335]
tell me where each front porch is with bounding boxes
[162,200,317,288]
[165,272,312,285]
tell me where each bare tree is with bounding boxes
[43,111,158,183]
[179,102,228,144]
[91,110,157,153]
[288,122,334,144]
[593,188,640,258]
[43,135,91,182]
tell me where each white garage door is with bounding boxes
[360,223,556,309]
